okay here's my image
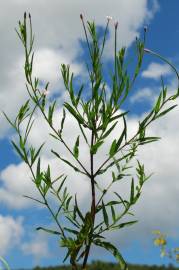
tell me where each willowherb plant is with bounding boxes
[4,13,179,270]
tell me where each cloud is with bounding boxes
[141,62,172,80]
[21,232,50,264]
[2,92,179,241]
[130,87,156,104]
[0,215,24,256]
[0,162,39,209]
[0,0,159,137]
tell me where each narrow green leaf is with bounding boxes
[64,102,84,124]
[155,92,162,113]
[75,194,84,222]
[57,176,67,194]
[32,142,45,165]
[90,140,104,154]
[36,227,61,235]
[93,240,128,270]
[64,227,79,235]
[11,141,25,160]
[65,196,72,211]
[130,178,134,204]
[51,150,82,173]
[59,109,66,137]
[111,205,116,222]
[101,122,117,140]
[102,200,109,227]
[76,85,84,107]
[109,139,117,157]
[156,105,177,119]
[73,136,80,159]
[111,220,138,230]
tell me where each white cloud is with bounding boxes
[0,0,159,137]
[130,87,156,104]
[0,162,39,209]
[0,215,24,256]
[2,93,179,242]
[21,232,50,264]
[142,62,172,80]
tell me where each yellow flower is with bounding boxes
[154,237,166,246]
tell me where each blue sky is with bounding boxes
[1,0,179,269]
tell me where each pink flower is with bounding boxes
[42,90,49,96]
[106,16,113,21]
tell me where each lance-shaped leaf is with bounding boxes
[109,139,117,157]
[64,102,84,125]
[138,136,161,145]
[11,141,26,161]
[64,227,79,235]
[102,200,109,227]
[110,220,138,231]
[48,100,56,126]
[101,122,117,140]
[54,175,67,194]
[93,240,128,270]
[75,85,84,107]
[74,194,84,222]
[154,92,162,114]
[51,150,83,174]
[36,227,61,235]
[130,178,135,204]
[90,140,104,154]
[31,142,45,165]
[155,104,177,120]
[116,119,127,150]
[111,205,116,223]
[58,109,66,137]
[73,136,80,159]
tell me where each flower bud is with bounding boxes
[80,14,83,20]
[114,21,118,29]
[106,16,112,21]
[144,25,148,32]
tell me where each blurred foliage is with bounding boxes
[153,230,179,264]
[33,261,179,270]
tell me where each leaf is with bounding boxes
[73,136,80,159]
[31,142,45,165]
[155,105,177,119]
[36,227,61,235]
[57,176,67,194]
[93,240,128,270]
[111,205,116,222]
[66,195,72,210]
[109,139,117,157]
[64,102,84,125]
[59,109,66,137]
[90,140,104,154]
[64,227,79,235]
[11,141,25,160]
[111,220,138,230]
[76,85,84,107]
[130,178,134,204]
[48,100,56,125]
[102,200,109,227]
[101,122,117,140]
[75,194,84,222]
[155,92,162,113]
[116,122,126,150]
[51,150,82,173]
